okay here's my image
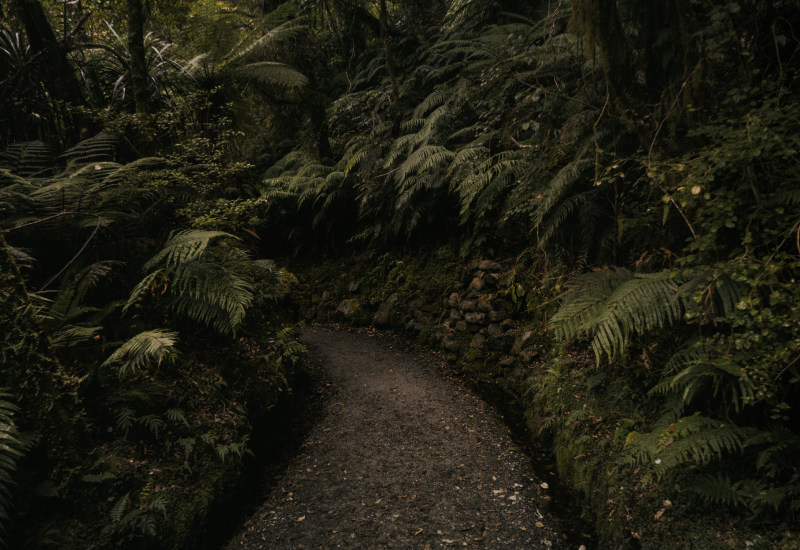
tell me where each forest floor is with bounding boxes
[225,325,563,549]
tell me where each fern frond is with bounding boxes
[395,145,454,183]
[550,267,682,362]
[231,61,308,88]
[102,330,179,376]
[589,273,681,362]
[124,270,165,314]
[49,325,102,349]
[168,258,254,335]
[413,88,449,119]
[0,391,25,542]
[165,408,188,427]
[81,472,117,484]
[693,473,748,508]
[110,492,130,523]
[623,414,743,475]
[537,190,589,247]
[61,132,119,165]
[225,17,306,65]
[0,141,53,176]
[745,429,800,476]
[102,157,170,185]
[137,414,165,438]
[143,230,235,271]
[533,157,592,226]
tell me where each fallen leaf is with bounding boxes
[297,516,306,522]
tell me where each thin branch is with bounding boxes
[593,85,610,182]
[65,11,92,41]
[647,65,701,242]
[6,211,78,231]
[648,63,700,162]
[509,135,537,149]
[73,42,128,66]
[40,214,103,291]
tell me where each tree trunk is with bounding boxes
[569,0,631,99]
[126,0,151,114]
[11,0,86,109]
[378,0,401,136]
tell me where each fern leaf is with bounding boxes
[589,273,681,362]
[61,132,119,165]
[0,391,25,543]
[0,141,53,176]
[549,267,634,342]
[110,493,130,523]
[102,330,179,376]
[143,230,235,272]
[231,61,309,88]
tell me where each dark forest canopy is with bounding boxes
[1,0,799,548]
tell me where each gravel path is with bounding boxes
[226,326,562,549]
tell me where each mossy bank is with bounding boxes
[292,246,800,550]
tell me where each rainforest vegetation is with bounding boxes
[1,0,799,548]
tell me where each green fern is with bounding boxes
[550,267,682,362]
[694,473,790,516]
[623,413,744,475]
[102,330,179,377]
[60,132,119,165]
[115,407,136,437]
[651,341,756,416]
[142,230,234,272]
[0,390,26,544]
[0,140,53,177]
[109,492,131,523]
[231,61,309,89]
[127,230,258,336]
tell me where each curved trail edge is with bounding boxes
[227,326,562,549]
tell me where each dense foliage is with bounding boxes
[1,0,799,547]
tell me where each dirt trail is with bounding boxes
[226,326,562,549]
